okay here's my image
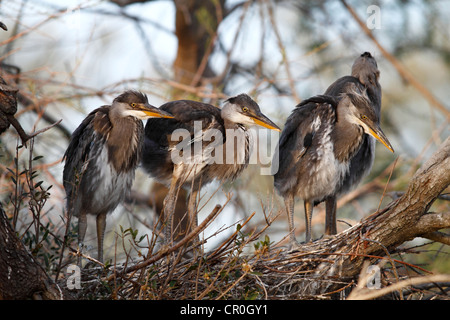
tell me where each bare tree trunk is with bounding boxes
[0,204,63,299]
[173,0,223,88]
[0,72,67,300]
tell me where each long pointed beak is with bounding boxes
[367,123,394,153]
[141,104,174,119]
[250,112,281,131]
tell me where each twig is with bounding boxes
[376,156,399,212]
[360,237,403,299]
[348,274,450,300]
[207,211,256,261]
[264,0,301,103]
[6,115,62,147]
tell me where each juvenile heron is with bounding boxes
[323,52,382,236]
[63,91,173,263]
[142,94,280,244]
[273,88,393,247]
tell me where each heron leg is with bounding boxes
[187,188,200,245]
[96,212,107,263]
[163,176,179,245]
[77,213,87,266]
[304,201,313,243]
[285,194,299,248]
[325,196,337,236]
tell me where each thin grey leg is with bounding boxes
[77,213,87,266]
[285,194,299,248]
[163,176,179,245]
[187,188,200,246]
[96,212,107,263]
[325,196,337,236]
[304,201,313,243]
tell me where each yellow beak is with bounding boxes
[141,104,174,119]
[367,124,394,153]
[251,113,281,131]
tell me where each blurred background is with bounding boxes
[0,0,448,272]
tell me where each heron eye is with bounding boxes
[131,103,137,107]
[242,107,248,112]
[361,115,368,120]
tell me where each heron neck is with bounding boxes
[106,111,143,172]
[333,109,364,163]
[223,118,243,130]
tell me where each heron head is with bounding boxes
[343,90,394,153]
[351,52,380,86]
[112,90,173,120]
[221,93,280,131]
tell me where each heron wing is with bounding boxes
[145,100,224,146]
[63,107,111,202]
[273,96,337,195]
[143,100,225,184]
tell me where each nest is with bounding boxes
[60,204,450,300]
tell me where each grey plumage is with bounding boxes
[142,93,280,244]
[143,99,232,188]
[63,90,173,263]
[273,84,393,246]
[322,52,382,235]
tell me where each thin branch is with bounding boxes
[6,114,62,147]
[348,274,450,300]
[264,0,300,103]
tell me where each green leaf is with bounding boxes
[34,181,43,188]
[42,229,49,241]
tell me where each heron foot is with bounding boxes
[287,239,303,251]
[76,242,85,267]
[321,233,336,240]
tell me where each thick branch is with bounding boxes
[421,231,450,246]
[243,137,450,297]
[414,212,450,236]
